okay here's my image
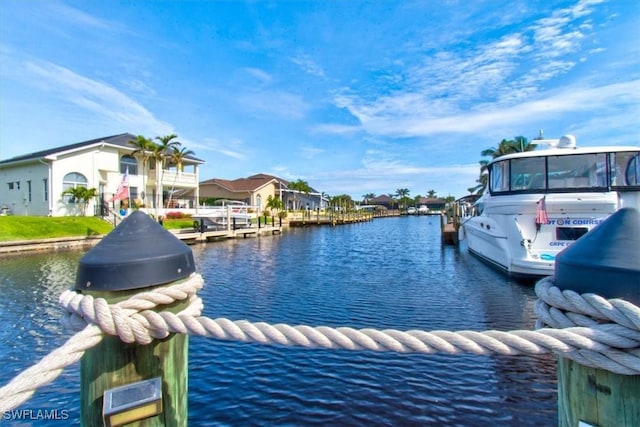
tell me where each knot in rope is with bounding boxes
[534,276,640,332]
[534,275,640,374]
[59,273,205,345]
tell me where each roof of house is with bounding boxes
[371,194,395,203]
[200,174,289,193]
[0,133,204,165]
[200,173,324,195]
[419,197,445,204]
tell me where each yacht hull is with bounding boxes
[463,193,618,278]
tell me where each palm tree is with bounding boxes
[169,146,195,173]
[513,135,536,153]
[481,139,514,159]
[481,136,536,159]
[387,193,397,210]
[152,134,181,210]
[155,134,181,170]
[288,179,311,211]
[265,194,284,216]
[427,189,437,198]
[395,188,409,198]
[62,186,98,216]
[395,188,410,210]
[362,193,375,205]
[165,146,196,208]
[332,194,354,211]
[128,135,155,205]
[475,136,537,195]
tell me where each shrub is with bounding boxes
[165,211,191,219]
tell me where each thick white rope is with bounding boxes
[0,274,204,412]
[0,326,103,413]
[0,274,638,413]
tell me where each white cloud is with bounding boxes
[244,67,273,85]
[199,137,247,160]
[334,79,639,138]
[48,3,113,30]
[329,0,611,143]
[237,90,309,119]
[120,79,157,97]
[290,54,326,78]
[22,60,174,136]
[311,123,362,135]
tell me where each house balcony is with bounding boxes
[148,170,198,188]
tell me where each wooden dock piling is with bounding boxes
[554,208,639,427]
[440,212,459,245]
[75,211,194,426]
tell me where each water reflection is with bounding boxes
[0,250,84,424]
[0,218,557,425]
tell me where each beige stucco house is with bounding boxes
[199,173,328,212]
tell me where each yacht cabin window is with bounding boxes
[612,152,640,187]
[547,153,607,189]
[510,157,545,190]
[490,160,509,193]
[488,151,640,195]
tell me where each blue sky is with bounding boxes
[1,0,638,200]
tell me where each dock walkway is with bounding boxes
[171,224,282,243]
[288,212,374,227]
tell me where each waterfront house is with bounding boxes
[199,173,328,212]
[370,194,397,210]
[0,133,204,217]
[417,197,447,212]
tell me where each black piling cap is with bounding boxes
[555,208,640,305]
[75,211,195,291]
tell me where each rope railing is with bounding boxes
[0,274,638,413]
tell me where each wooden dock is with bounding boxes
[440,196,480,246]
[288,212,374,227]
[440,212,459,245]
[171,225,281,244]
[441,221,459,245]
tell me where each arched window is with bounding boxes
[63,172,87,203]
[120,155,138,175]
[256,194,262,210]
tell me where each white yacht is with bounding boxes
[461,135,640,278]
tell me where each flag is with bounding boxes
[108,167,129,202]
[535,196,549,230]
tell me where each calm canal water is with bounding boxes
[0,216,557,426]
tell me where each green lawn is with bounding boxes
[162,219,196,230]
[0,215,199,242]
[0,216,114,241]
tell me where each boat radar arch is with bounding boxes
[558,134,576,148]
[533,134,577,149]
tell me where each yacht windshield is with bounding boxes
[489,150,640,194]
[547,153,607,189]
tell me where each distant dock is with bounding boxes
[441,219,459,245]
[287,211,374,227]
[172,224,281,244]
[440,209,460,245]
